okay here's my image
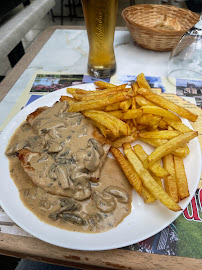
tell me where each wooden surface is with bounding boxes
[0,233,202,270]
[0,26,202,270]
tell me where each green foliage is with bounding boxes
[175,214,202,258]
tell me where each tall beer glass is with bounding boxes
[82,0,118,78]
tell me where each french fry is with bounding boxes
[141,187,157,203]
[132,82,138,96]
[139,138,190,158]
[138,138,166,146]
[141,106,181,121]
[163,118,192,133]
[158,120,168,130]
[108,109,142,120]
[131,99,136,110]
[133,144,169,178]
[74,90,128,101]
[108,110,124,119]
[137,125,148,130]
[163,154,179,203]
[174,155,190,200]
[131,125,137,133]
[122,109,143,120]
[96,111,131,136]
[67,88,94,95]
[147,125,159,131]
[137,88,198,122]
[94,81,116,89]
[105,131,117,142]
[72,86,128,101]
[66,88,78,95]
[60,96,77,104]
[110,146,142,195]
[90,119,107,138]
[105,102,120,111]
[74,86,124,96]
[125,119,134,131]
[110,147,155,203]
[81,84,127,96]
[139,130,181,140]
[143,131,198,169]
[168,126,173,131]
[137,73,151,89]
[84,110,131,136]
[120,99,132,112]
[68,91,134,112]
[132,119,137,128]
[75,89,90,95]
[150,173,163,188]
[136,114,161,126]
[83,111,119,137]
[123,143,181,211]
[136,95,156,107]
[111,133,137,148]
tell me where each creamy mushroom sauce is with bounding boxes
[5,102,132,233]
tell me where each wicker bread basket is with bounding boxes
[122,4,199,51]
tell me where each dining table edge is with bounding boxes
[0,233,201,270]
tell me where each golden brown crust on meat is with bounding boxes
[92,129,111,146]
[26,107,48,124]
[18,149,34,169]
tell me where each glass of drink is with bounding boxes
[167,13,202,85]
[82,0,118,78]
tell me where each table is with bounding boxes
[0,26,201,270]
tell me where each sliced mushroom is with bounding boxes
[88,138,104,157]
[38,198,51,210]
[56,164,70,189]
[84,148,100,172]
[38,155,49,163]
[53,149,71,164]
[27,136,44,151]
[60,212,85,225]
[73,181,92,201]
[60,198,81,212]
[70,115,84,126]
[70,170,92,201]
[104,186,129,203]
[87,213,103,227]
[64,112,81,118]
[83,138,104,172]
[49,211,59,220]
[48,164,58,180]
[5,141,31,156]
[45,140,63,153]
[93,192,116,213]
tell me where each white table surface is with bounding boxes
[0,28,170,126]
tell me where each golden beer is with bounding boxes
[82,0,118,78]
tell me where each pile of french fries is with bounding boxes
[60,73,198,212]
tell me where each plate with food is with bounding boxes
[0,74,201,251]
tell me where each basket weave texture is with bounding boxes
[122,4,199,51]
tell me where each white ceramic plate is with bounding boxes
[0,83,201,251]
